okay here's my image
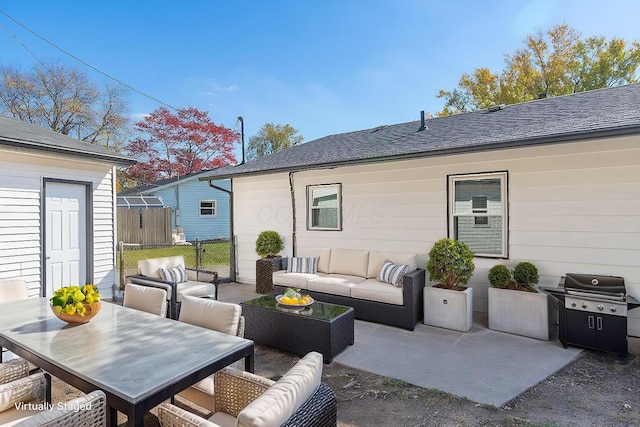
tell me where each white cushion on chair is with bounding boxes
[123,284,167,316]
[176,281,217,302]
[138,256,185,278]
[236,352,323,427]
[0,279,29,302]
[178,296,242,336]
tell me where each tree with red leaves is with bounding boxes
[124,106,237,186]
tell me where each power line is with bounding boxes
[0,9,178,111]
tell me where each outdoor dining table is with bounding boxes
[0,298,254,427]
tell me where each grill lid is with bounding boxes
[564,273,625,294]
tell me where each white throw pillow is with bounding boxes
[286,257,319,274]
[159,265,187,283]
[377,259,409,287]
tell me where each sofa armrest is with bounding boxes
[402,268,426,324]
[185,268,219,284]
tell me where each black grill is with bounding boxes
[546,274,630,356]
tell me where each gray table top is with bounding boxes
[0,298,252,403]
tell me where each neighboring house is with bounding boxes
[200,84,640,335]
[0,115,135,299]
[120,171,231,241]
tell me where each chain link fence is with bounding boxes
[118,239,233,290]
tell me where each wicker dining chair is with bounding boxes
[175,296,245,411]
[159,352,337,427]
[0,359,51,425]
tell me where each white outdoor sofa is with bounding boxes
[273,248,425,330]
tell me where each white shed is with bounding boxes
[0,115,135,298]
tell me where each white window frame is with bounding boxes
[307,183,342,231]
[448,171,508,258]
[199,199,217,217]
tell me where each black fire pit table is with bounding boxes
[241,295,354,363]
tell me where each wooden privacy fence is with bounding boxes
[117,207,172,245]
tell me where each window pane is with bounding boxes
[312,188,337,207]
[454,216,502,254]
[312,207,338,228]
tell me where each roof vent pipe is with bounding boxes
[418,110,427,131]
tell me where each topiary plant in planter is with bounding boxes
[488,264,512,289]
[424,238,476,332]
[513,261,539,291]
[426,238,475,290]
[255,230,284,258]
[488,262,539,292]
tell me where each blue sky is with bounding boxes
[2,1,640,160]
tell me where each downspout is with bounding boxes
[208,180,236,282]
[289,172,297,257]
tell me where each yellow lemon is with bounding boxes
[289,298,298,305]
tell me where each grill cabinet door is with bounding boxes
[565,310,596,348]
[594,314,627,354]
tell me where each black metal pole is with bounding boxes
[237,116,245,165]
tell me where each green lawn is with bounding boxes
[119,242,230,270]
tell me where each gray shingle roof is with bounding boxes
[0,115,135,165]
[200,83,640,180]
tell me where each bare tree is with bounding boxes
[0,61,130,150]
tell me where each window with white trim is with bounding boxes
[199,200,217,217]
[449,172,508,257]
[307,184,342,230]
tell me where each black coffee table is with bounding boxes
[241,295,355,363]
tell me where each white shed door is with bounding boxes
[45,182,87,296]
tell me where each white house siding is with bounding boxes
[0,149,118,298]
[232,135,640,334]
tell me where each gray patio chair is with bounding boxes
[158,352,337,427]
[176,295,245,411]
[123,283,168,317]
[0,359,51,425]
[12,390,107,426]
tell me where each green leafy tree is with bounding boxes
[246,123,303,160]
[437,23,640,116]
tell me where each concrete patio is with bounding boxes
[218,282,626,407]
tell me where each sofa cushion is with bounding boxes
[377,260,409,287]
[138,255,185,278]
[286,257,319,274]
[328,249,369,277]
[297,248,331,273]
[308,274,365,296]
[159,264,187,283]
[350,279,404,305]
[237,352,323,427]
[273,271,326,290]
[367,251,417,278]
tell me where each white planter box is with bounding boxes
[424,286,473,332]
[488,287,552,340]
